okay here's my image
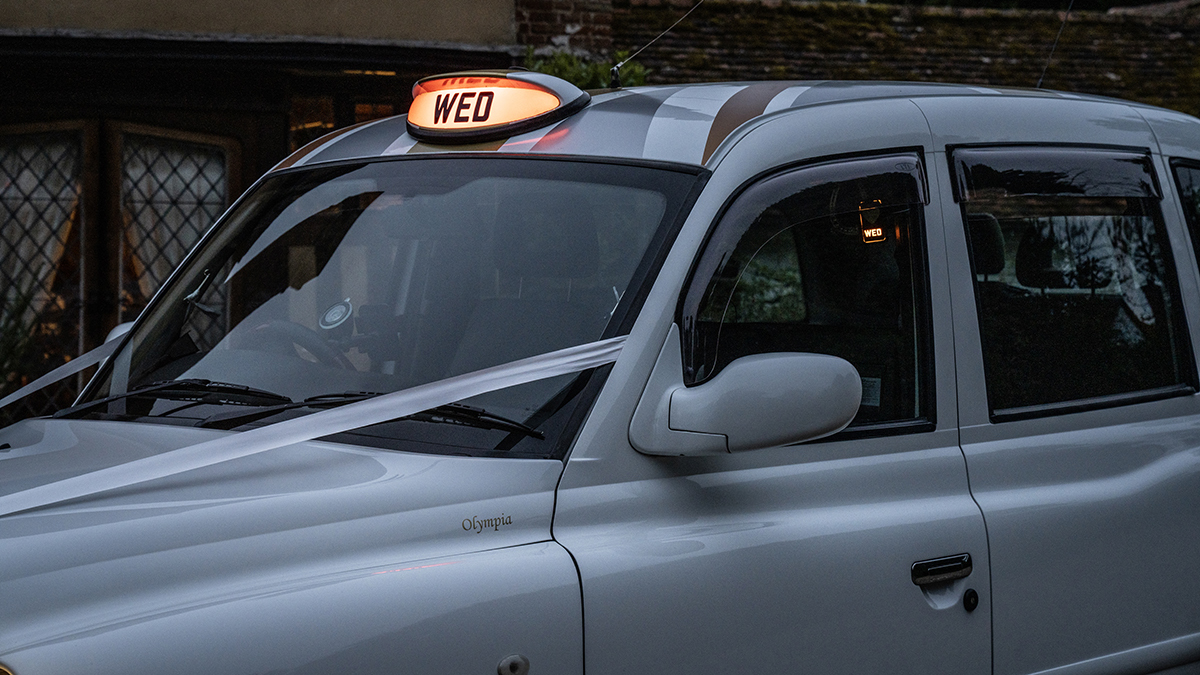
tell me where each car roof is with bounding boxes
[273,80,1177,173]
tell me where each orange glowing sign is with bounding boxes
[410,78,558,129]
[859,200,886,243]
[406,71,589,143]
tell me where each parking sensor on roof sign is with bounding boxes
[406,70,590,144]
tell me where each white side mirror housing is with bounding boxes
[630,325,862,456]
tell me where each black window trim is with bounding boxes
[992,383,1195,424]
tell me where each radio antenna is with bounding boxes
[1036,0,1076,89]
[610,0,707,89]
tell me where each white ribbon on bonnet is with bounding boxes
[0,335,625,518]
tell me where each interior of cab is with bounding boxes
[681,154,930,430]
[163,170,665,405]
[691,206,921,425]
[94,158,699,450]
[966,203,1184,413]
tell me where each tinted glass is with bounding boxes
[1173,162,1200,258]
[957,147,1193,418]
[681,153,931,429]
[954,148,1160,200]
[83,158,700,457]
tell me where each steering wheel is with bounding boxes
[242,320,357,370]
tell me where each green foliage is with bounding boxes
[0,283,38,398]
[914,0,1162,10]
[726,259,806,323]
[523,49,649,90]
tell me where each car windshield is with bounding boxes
[82,156,700,457]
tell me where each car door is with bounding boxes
[554,142,992,673]
[942,140,1200,675]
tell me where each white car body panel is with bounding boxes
[917,96,1200,675]
[0,419,580,675]
[553,96,991,674]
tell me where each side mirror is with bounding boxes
[630,325,862,456]
[105,322,134,343]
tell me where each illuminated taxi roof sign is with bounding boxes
[407,70,590,143]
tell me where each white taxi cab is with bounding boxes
[2,70,1200,675]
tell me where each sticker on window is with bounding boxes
[860,377,882,407]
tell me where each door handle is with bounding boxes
[911,553,972,586]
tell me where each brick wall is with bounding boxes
[517,0,614,54]
[612,0,1200,116]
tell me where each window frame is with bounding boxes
[676,148,938,439]
[1169,158,1200,268]
[951,144,1198,423]
[76,154,710,460]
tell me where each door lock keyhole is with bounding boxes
[498,654,530,675]
[963,588,979,612]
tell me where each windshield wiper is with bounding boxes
[54,379,293,420]
[402,403,545,440]
[196,391,382,430]
[198,394,543,441]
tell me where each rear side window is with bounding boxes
[955,147,1195,420]
[1172,161,1200,260]
[680,152,932,431]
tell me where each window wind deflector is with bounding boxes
[952,147,1160,202]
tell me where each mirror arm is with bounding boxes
[629,324,728,456]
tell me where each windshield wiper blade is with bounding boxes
[54,379,293,420]
[403,403,545,440]
[201,396,544,440]
[196,391,382,430]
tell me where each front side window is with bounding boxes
[955,147,1195,419]
[76,157,701,457]
[681,152,932,430]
